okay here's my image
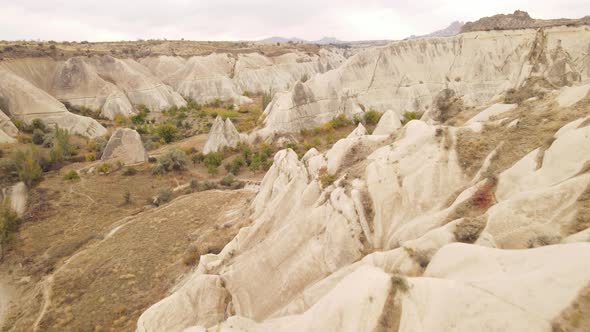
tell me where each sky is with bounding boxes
[0,0,588,42]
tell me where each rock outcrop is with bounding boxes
[372,110,401,135]
[262,25,590,134]
[203,116,241,154]
[137,78,590,331]
[461,10,590,32]
[1,182,27,217]
[0,110,17,143]
[141,49,345,104]
[0,67,107,138]
[101,128,148,165]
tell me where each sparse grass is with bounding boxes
[318,167,336,188]
[0,201,19,260]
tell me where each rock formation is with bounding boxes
[261,25,590,134]
[137,60,590,331]
[101,128,149,165]
[141,49,345,104]
[203,116,241,154]
[0,67,107,138]
[462,10,590,32]
[0,110,17,143]
[1,182,27,217]
[372,110,401,135]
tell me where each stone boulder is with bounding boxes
[372,110,401,135]
[203,116,240,154]
[101,128,148,165]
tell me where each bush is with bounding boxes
[122,167,137,176]
[203,152,222,168]
[329,114,352,129]
[151,149,187,174]
[228,156,245,175]
[363,110,381,125]
[0,202,19,259]
[97,163,112,174]
[114,114,129,126]
[191,152,204,165]
[12,146,43,187]
[403,111,418,122]
[31,118,46,131]
[49,126,77,165]
[85,152,97,162]
[63,170,80,180]
[156,188,173,205]
[86,137,107,157]
[220,174,236,187]
[189,178,199,192]
[155,123,178,143]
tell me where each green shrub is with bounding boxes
[12,146,43,187]
[152,149,187,174]
[189,178,199,192]
[363,110,381,125]
[157,188,173,205]
[85,152,96,162]
[207,164,219,175]
[0,202,19,259]
[329,114,352,129]
[31,118,45,131]
[203,152,222,169]
[32,129,44,145]
[403,111,418,122]
[156,123,178,143]
[63,170,80,180]
[228,156,245,175]
[97,163,112,174]
[220,174,235,187]
[49,126,77,165]
[191,152,205,165]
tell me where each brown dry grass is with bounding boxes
[455,94,590,179]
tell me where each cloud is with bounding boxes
[0,0,586,41]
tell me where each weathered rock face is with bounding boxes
[0,67,107,138]
[461,10,590,32]
[137,78,590,331]
[203,116,241,154]
[1,182,27,217]
[101,128,148,165]
[0,55,187,120]
[0,110,17,143]
[372,110,401,135]
[141,49,346,104]
[262,25,590,134]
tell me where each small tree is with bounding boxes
[12,146,43,187]
[0,202,19,260]
[156,123,178,143]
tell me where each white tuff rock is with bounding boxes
[203,117,241,154]
[101,128,148,165]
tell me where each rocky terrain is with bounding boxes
[462,10,590,32]
[0,10,589,332]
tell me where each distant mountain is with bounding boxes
[258,36,347,45]
[424,21,464,37]
[258,36,306,44]
[406,21,464,40]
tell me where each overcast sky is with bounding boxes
[0,0,588,42]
